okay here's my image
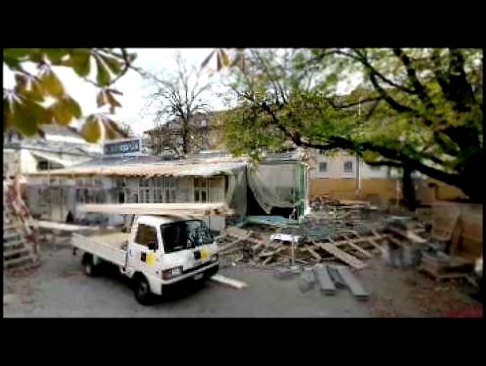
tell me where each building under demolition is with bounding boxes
[27,149,309,232]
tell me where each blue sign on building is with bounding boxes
[103,138,142,156]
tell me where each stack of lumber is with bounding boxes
[298,263,370,300]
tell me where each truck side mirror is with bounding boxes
[147,242,157,251]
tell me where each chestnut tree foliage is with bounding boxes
[204,48,483,202]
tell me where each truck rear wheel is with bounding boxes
[82,253,97,277]
[134,275,155,306]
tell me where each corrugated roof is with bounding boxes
[27,150,303,178]
[28,160,247,178]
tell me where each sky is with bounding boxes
[3,48,225,136]
[4,48,359,138]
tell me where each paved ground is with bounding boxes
[3,242,480,318]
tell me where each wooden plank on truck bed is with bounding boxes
[314,264,336,295]
[314,242,367,270]
[335,265,369,300]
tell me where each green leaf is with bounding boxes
[69,49,92,77]
[94,55,111,86]
[50,100,72,125]
[44,48,70,64]
[127,52,137,62]
[39,69,65,97]
[27,49,43,63]
[81,115,102,142]
[10,98,48,136]
[66,97,82,119]
[99,53,123,74]
[4,56,21,69]
[4,48,31,59]
[49,96,82,125]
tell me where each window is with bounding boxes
[344,161,353,172]
[319,162,328,172]
[319,150,326,155]
[153,177,178,203]
[134,224,158,248]
[139,178,151,203]
[194,177,223,203]
[194,178,208,203]
[161,220,213,253]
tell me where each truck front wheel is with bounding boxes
[134,274,155,306]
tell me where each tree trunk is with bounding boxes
[456,152,484,203]
[402,165,417,211]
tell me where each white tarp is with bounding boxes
[247,165,296,214]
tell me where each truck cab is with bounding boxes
[73,214,220,305]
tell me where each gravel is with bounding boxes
[4,242,478,318]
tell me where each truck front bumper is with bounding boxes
[161,262,219,294]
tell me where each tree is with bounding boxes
[140,52,213,156]
[210,48,483,202]
[3,48,139,142]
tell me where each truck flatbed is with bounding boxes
[72,231,130,267]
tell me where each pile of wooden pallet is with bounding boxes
[216,226,390,270]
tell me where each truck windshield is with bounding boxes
[161,220,214,253]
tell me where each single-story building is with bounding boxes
[26,150,309,232]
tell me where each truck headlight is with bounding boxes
[211,254,218,262]
[162,266,183,280]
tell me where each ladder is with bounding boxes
[3,152,41,271]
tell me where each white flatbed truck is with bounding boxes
[72,214,220,305]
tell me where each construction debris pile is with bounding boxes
[218,201,428,272]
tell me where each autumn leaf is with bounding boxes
[39,69,65,97]
[81,114,102,142]
[107,88,123,96]
[220,50,230,67]
[97,90,107,107]
[104,117,129,140]
[105,90,122,108]
[216,52,223,71]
